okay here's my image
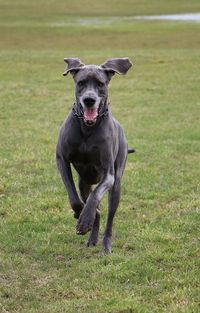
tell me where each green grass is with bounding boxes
[0,1,200,312]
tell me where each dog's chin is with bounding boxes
[83,118,97,127]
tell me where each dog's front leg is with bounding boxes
[76,171,114,235]
[56,153,83,218]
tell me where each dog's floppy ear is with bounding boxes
[100,57,132,80]
[63,58,85,76]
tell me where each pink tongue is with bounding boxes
[84,107,98,121]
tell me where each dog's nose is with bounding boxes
[83,96,96,107]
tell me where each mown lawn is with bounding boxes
[0,1,200,312]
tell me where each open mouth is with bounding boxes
[83,107,98,126]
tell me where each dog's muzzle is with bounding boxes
[81,95,99,126]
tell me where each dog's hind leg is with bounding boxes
[78,176,91,204]
[103,141,127,254]
[103,177,121,254]
[78,176,100,247]
[87,209,100,247]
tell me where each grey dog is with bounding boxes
[56,57,134,254]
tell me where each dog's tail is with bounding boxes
[128,147,135,154]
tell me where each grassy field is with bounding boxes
[0,1,200,312]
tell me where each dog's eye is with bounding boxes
[97,82,104,88]
[78,81,85,88]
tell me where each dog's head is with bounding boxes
[63,58,132,126]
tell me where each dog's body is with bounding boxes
[56,58,133,253]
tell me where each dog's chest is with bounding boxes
[68,142,102,184]
[68,141,101,167]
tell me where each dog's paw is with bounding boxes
[102,235,112,255]
[87,231,99,247]
[76,214,94,235]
